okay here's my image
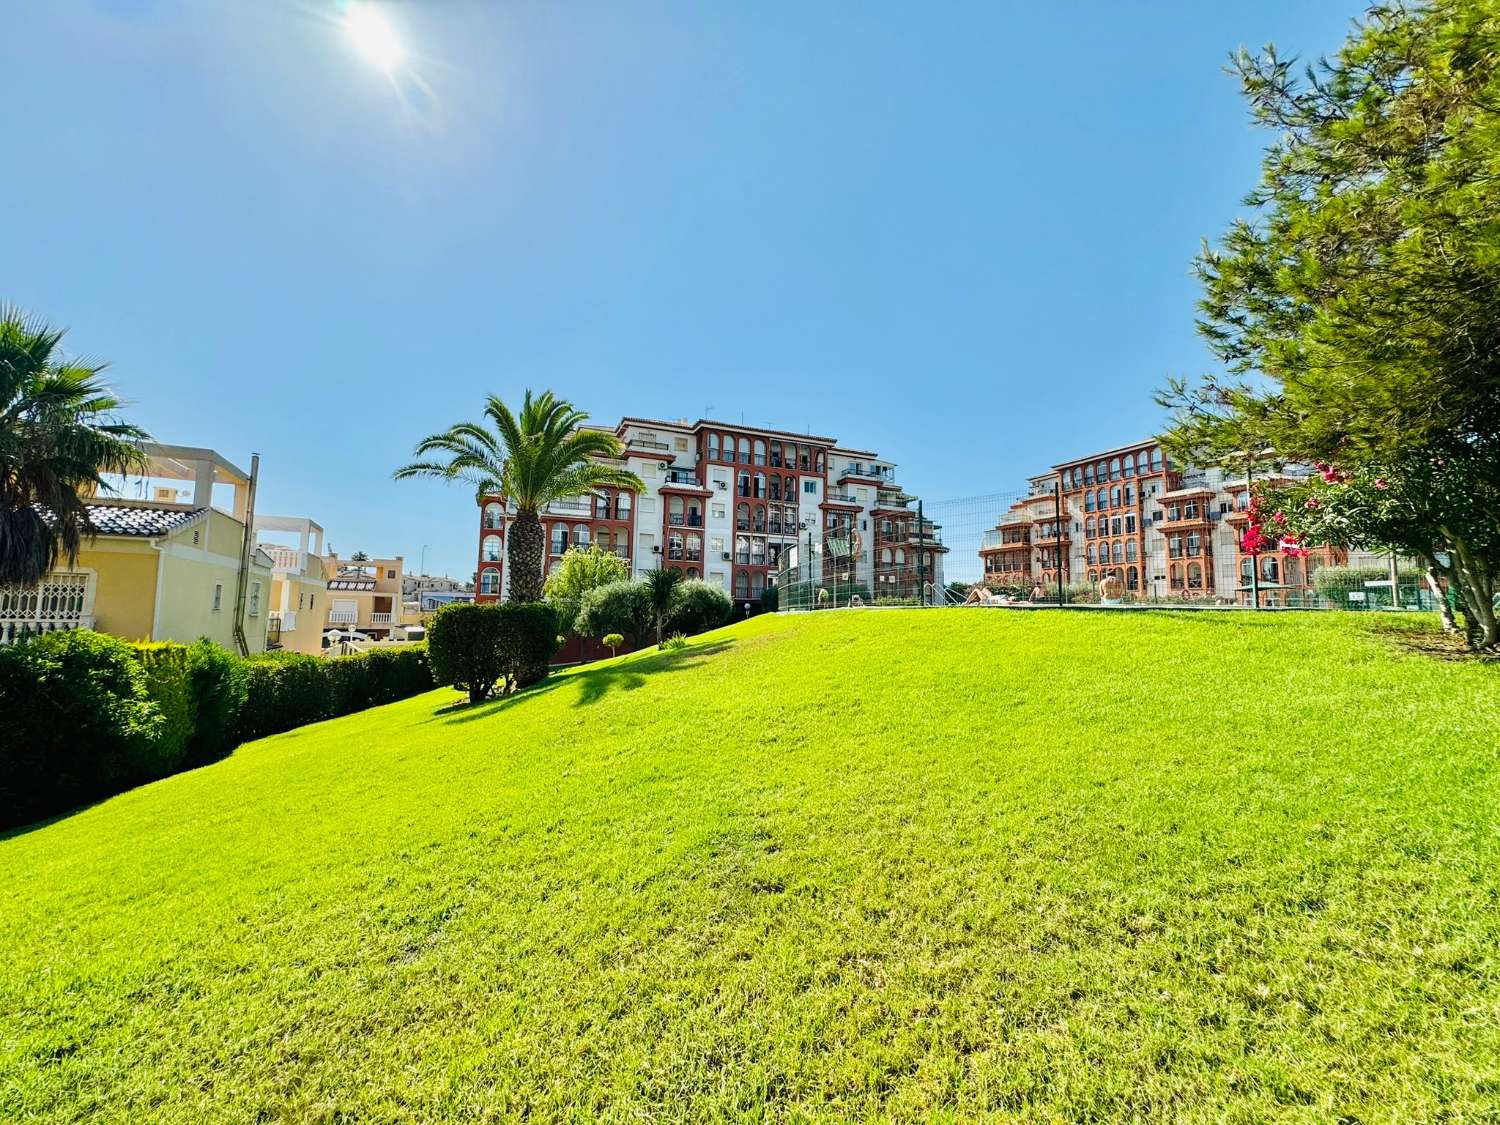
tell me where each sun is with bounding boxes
[344,3,406,73]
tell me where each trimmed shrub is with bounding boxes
[428,603,559,703]
[186,639,248,763]
[132,643,195,777]
[670,580,733,636]
[0,630,162,830]
[238,652,333,741]
[575,580,650,643]
[602,632,624,657]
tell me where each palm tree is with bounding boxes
[643,566,684,648]
[395,390,644,602]
[0,306,147,586]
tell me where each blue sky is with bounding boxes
[7,0,1355,579]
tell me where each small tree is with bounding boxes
[427,603,508,703]
[643,567,684,648]
[575,580,650,644]
[670,580,733,636]
[602,632,623,658]
[544,544,629,600]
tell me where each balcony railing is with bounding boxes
[370,612,393,626]
[668,513,704,527]
[628,437,670,452]
[327,609,358,625]
[544,498,593,517]
[825,491,860,504]
[269,610,298,632]
[665,469,700,486]
[262,545,305,572]
[0,574,94,645]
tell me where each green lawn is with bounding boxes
[3,610,1498,1122]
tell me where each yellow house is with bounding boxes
[323,552,408,640]
[0,444,273,653]
[253,515,332,655]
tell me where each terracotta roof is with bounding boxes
[46,503,208,538]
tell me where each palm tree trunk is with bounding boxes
[508,509,545,603]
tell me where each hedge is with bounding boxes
[0,634,434,832]
[427,602,559,703]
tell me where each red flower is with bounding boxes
[1272,511,1287,525]
[1305,496,1320,510]
[1374,478,1389,490]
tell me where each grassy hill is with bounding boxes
[4,610,1498,1122]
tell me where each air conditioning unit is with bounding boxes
[714,480,727,490]
[722,552,731,561]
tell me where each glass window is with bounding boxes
[738,472,751,497]
[738,437,751,463]
[1110,457,1121,480]
[1084,463,1095,485]
[550,525,567,554]
[479,568,500,595]
[616,492,632,519]
[483,502,503,529]
[1085,492,1095,512]
[754,440,767,465]
[754,473,765,498]
[481,534,502,562]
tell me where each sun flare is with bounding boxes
[344,3,406,72]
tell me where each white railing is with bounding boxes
[0,575,94,645]
[327,609,358,625]
[270,611,298,632]
[262,545,304,571]
[369,612,393,626]
[544,498,593,517]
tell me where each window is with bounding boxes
[1124,484,1134,505]
[738,472,751,497]
[616,492,632,520]
[387,569,396,579]
[754,440,767,465]
[480,568,500,596]
[1111,517,1122,536]
[1187,533,1200,556]
[1096,489,1106,510]
[1087,544,1096,565]
[1110,457,1121,480]
[1126,565,1138,590]
[754,472,765,498]
[711,504,725,520]
[770,441,782,467]
[668,534,684,561]
[803,480,817,494]
[1125,515,1136,534]
[1111,541,1123,564]
[483,502,503,529]
[686,534,702,561]
[482,534,502,562]
[1187,562,1203,589]
[1151,449,1163,472]
[248,582,261,618]
[736,504,750,531]
[738,437,751,464]
[707,433,720,460]
[670,496,685,525]
[1085,517,1095,537]
[572,524,590,548]
[550,525,568,555]
[722,433,734,461]
[1110,486,1121,508]
[212,582,223,612]
[675,437,689,452]
[1084,463,1095,485]
[597,529,612,552]
[735,571,749,598]
[710,536,725,557]
[785,475,796,498]
[1085,492,1095,512]
[1123,456,1136,479]
[769,477,781,501]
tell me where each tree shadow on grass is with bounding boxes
[432,639,737,725]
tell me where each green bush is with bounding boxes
[548,596,580,638]
[238,653,333,741]
[602,632,624,656]
[670,580,733,636]
[186,639,248,763]
[429,604,558,702]
[132,643,195,777]
[0,630,163,830]
[575,580,650,642]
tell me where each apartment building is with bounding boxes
[323,553,408,639]
[475,417,944,607]
[979,440,1348,605]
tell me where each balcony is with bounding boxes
[544,498,593,517]
[370,612,393,626]
[0,574,94,645]
[327,609,358,626]
[839,465,895,483]
[269,610,298,632]
[668,513,704,527]
[825,491,860,504]
[664,469,701,486]
[262,545,305,572]
[627,437,670,452]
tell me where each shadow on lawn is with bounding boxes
[433,639,737,724]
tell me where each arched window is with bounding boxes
[753,506,767,532]
[479,568,500,596]
[668,534,684,561]
[482,502,503,530]
[1262,556,1280,582]
[687,567,699,579]
[1110,457,1121,480]
[1097,489,1107,510]
[594,492,610,519]
[550,525,567,555]
[751,571,765,595]
[1085,492,1095,512]
[1151,448,1163,472]
[1110,486,1121,508]
[1085,516,1095,536]
[881,548,893,565]
[1087,544,1096,565]
[754,472,765,498]
[784,475,796,499]
[615,492,632,520]
[894,548,907,567]
[1187,533,1200,556]
[770,441,782,467]
[1112,541,1123,564]
[754,440,767,465]
[738,472,751,497]
[1240,557,1254,582]
[1170,565,1184,589]
[1187,562,1203,589]
[1125,539,1137,562]
[1084,463,1095,485]
[669,496,685,525]
[1285,556,1302,585]
[573,523,590,548]
[707,433,720,460]
[769,476,781,501]
[687,501,701,527]
[1123,456,1136,479]
[686,534,702,561]
[800,447,811,471]
[597,529,612,552]
[1126,565,1138,590]
[481,534,502,562]
[736,503,750,531]
[738,437,751,464]
[1123,484,1134,506]
[722,433,735,462]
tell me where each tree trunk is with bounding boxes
[1424,564,1458,634]
[508,508,545,603]
[1446,537,1498,650]
[655,615,663,649]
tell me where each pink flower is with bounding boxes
[1322,470,1340,483]
[1305,496,1320,510]
[1374,478,1388,490]
[1272,511,1287,525]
